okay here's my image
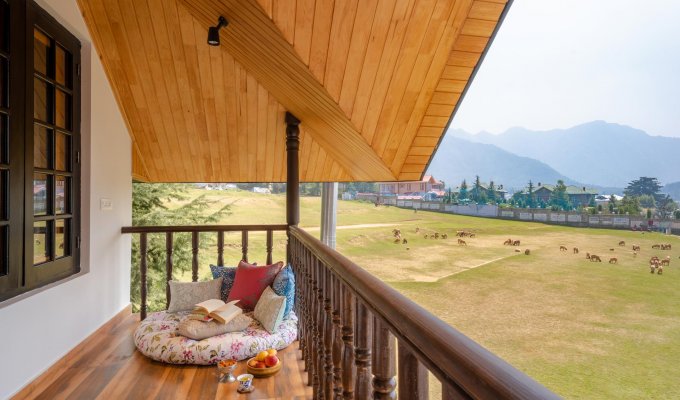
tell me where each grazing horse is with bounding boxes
[609,258,618,264]
[652,244,661,249]
[402,238,408,245]
[586,252,591,260]
[590,255,602,262]
[658,265,664,275]
[504,238,513,246]
[423,234,428,239]
[661,256,670,266]
[457,239,467,246]
[559,246,568,252]
[512,240,521,246]
[618,241,626,246]
[632,245,641,252]
[441,233,448,239]
[573,247,579,254]
[524,249,531,255]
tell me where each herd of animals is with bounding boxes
[390,227,676,274]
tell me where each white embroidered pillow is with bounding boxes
[253,286,286,333]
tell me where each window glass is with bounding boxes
[55,218,68,258]
[0,113,7,164]
[34,77,52,122]
[33,221,49,264]
[0,225,6,276]
[55,45,70,87]
[55,175,67,214]
[0,56,7,108]
[55,131,68,171]
[55,89,70,129]
[33,173,48,216]
[0,1,8,52]
[34,29,50,76]
[34,125,50,169]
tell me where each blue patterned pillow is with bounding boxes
[210,265,236,301]
[272,264,295,319]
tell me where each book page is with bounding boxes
[194,298,225,314]
[211,300,242,324]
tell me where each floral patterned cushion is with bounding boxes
[227,261,284,310]
[272,264,295,319]
[210,265,237,301]
[134,310,297,365]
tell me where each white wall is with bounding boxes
[0,0,132,398]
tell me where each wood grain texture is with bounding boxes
[13,311,312,400]
[78,0,509,182]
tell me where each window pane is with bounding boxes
[55,89,70,129]
[0,225,6,276]
[55,45,70,87]
[0,112,7,164]
[55,175,68,214]
[0,0,8,52]
[56,219,68,258]
[33,221,50,264]
[0,56,7,108]
[34,29,50,76]
[34,77,52,122]
[34,125,50,169]
[0,170,6,221]
[33,173,48,216]
[56,131,69,171]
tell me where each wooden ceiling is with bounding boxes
[77,0,509,182]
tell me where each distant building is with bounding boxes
[378,175,444,196]
[530,183,598,207]
[453,182,507,200]
[252,187,271,194]
[594,194,623,206]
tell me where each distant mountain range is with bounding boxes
[426,121,680,193]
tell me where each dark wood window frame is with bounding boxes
[0,0,81,302]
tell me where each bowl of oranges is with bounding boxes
[246,348,281,377]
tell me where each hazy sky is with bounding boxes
[451,0,680,137]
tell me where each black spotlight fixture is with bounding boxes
[207,16,228,46]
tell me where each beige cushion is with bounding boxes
[253,286,286,333]
[177,314,253,340]
[167,278,222,313]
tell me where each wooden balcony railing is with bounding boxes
[121,224,288,319]
[289,226,559,400]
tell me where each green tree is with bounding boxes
[131,183,231,312]
[459,179,468,200]
[624,177,663,200]
[527,180,536,208]
[487,181,497,204]
[657,195,678,219]
[618,195,641,215]
[549,180,572,210]
[470,175,483,202]
[638,194,656,209]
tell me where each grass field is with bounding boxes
[161,188,680,399]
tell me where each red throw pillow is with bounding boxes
[227,260,284,310]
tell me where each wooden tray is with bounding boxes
[246,357,282,377]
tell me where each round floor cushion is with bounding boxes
[133,311,298,365]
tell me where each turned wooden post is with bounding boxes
[314,258,325,398]
[323,263,335,399]
[266,230,274,265]
[191,232,199,282]
[332,274,344,399]
[307,249,317,386]
[285,112,300,264]
[398,342,428,399]
[241,231,248,262]
[342,286,356,399]
[140,233,148,320]
[217,231,224,266]
[165,232,173,309]
[372,317,396,399]
[355,301,373,398]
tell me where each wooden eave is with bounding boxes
[77,0,510,182]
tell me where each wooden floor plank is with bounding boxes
[13,311,312,400]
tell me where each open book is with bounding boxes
[190,299,242,324]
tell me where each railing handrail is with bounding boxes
[121,224,289,234]
[290,226,560,399]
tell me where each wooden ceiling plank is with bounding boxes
[421,115,449,127]
[461,18,497,37]
[265,92,278,180]
[299,127,311,180]
[256,84,269,180]
[221,50,242,180]
[385,0,473,173]
[401,163,425,173]
[416,126,443,137]
[273,0,297,45]
[468,0,505,21]
[452,34,489,52]
[447,50,481,67]
[348,0,397,130]
[436,79,466,93]
[324,0,359,101]
[411,136,439,147]
[337,0,379,117]
[77,0,153,180]
[308,0,335,83]
[441,65,473,80]
[180,0,395,181]
[426,103,455,117]
[235,63,249,182]
[208,46,231,177]
[371,0,453,162]
[357,0,416,143]
[430,91,461,104]
[408,146,433,156]
[246,73,259,182]
[275,104,287,181]
[405,155,430,164]
[293,0,315,65]
[364,0,444,153]
[398,172,422,180]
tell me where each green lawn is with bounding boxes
[162,188,680,399]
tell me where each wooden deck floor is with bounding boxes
[13,307,312,400]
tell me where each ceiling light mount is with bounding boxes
[207,16,228,46]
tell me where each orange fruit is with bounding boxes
[256,351,269,362]
[267,349,277,356]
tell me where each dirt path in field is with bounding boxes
[433,256,509,282]
[304,223,402,232]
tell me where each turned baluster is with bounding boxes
[140,233,148,320]
[372,317,396,399]
[323,263,335,400]
[332,273,344,399]
[355,301,373,398]
[314,258,325,398]
[241,231,248,262]
[266,230,273,265]
[342,286,356,399]
[307,249,317,386]
[217,231,224,266]
[397,342,428,399]
[191,232,199,282]
[165,232,173,309]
